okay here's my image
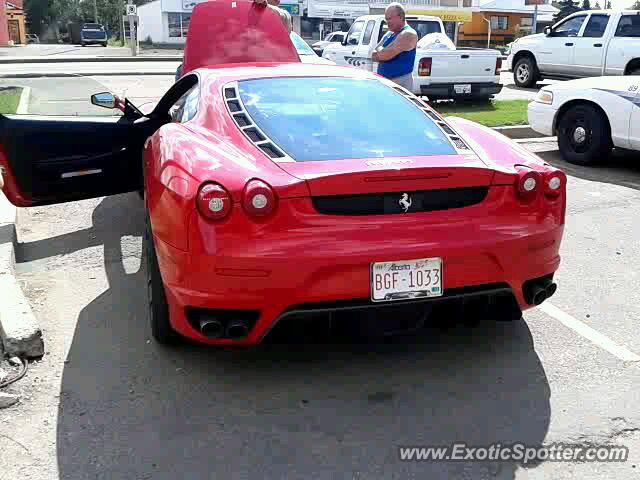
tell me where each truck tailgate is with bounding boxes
[416,49,500,83]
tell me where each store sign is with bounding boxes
[307,0,369,19]
[407,9,473,22]
[280,3,301,16]
[161,0,205,13]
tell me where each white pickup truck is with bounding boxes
[506,9,640,88]
[322,14,503,100]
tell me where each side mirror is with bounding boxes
[91,92,116,109]
[544,26,552,35]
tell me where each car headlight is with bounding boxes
[535,90,554,105]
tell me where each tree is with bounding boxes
[594,1,601,8]
[630,0,640,9]
[553,0,582,22]
[606,0,612,8]
[582,0,591,9]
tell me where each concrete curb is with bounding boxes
[492,125,548,140]
[16,86,30,114]
[0,194,44,359]
[0,55,182,64]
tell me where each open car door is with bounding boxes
[0,108,152,207]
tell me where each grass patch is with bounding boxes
[108,37,135,48]
[434,100,529,127]
[0,87,22,114]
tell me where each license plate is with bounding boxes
[371,258,443,302]
[454,84,472,94]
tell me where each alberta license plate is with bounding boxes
[454,84,472,94]
[371,258,443,302]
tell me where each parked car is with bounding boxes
[1,1,566,346]
[506,9,640,88]
[26,34,40,44]
[528,75,640,165]
[69,22,108,47]
[322,14,503,100]
[290,31,335,65]
[311,31,347,56]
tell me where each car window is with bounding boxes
[237,77,455,162]
[615,15,640,38]
[169,83,199,123]
[331,33,344,42]
[345,20,365,46]
[362,20,376,45]
[552,15,587,37]
[582,14,609,38]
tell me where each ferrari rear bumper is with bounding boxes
[154,185,564,345]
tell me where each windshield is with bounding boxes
[83,24,104,30]
[290,32,315,55]
[237,77,455,162]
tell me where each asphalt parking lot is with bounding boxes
[1,141,639,479]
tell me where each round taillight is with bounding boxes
[242,179,277,217]
[544,171,566,197]
[196,183,232,221]
[515,167,542,197]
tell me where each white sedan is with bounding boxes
[528,76,640,165]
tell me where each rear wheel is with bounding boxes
[628,67,640,75]
[513,56,538,88]
[145,208,180,344]
[557,104,612,166]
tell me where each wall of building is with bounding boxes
[459,11,530,46]
[0,1,10,46]
[138,0,165,43]
[6,6,25,44]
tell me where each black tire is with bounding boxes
[557,104,612,166]
[145,209,180,344]
[80,42,86,47]
[102,42,108,47]
[628,67,640,75]
[513,56,538,88]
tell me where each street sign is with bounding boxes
[126,4,137,15]
[525,0,547,4]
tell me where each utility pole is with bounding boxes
[121,0,126,46]
[94,0,98,22]
[532,4,538,34]
[483,15,491,48]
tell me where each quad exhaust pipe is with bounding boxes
[226,320,249,340]
[524,277,557,306]
[199,317,224,339]
[198,316,249,340]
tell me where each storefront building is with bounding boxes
[302,0,476,41]
[137,0,479,45]
[138,0,302,44]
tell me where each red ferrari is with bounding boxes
[0,1,566,345]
